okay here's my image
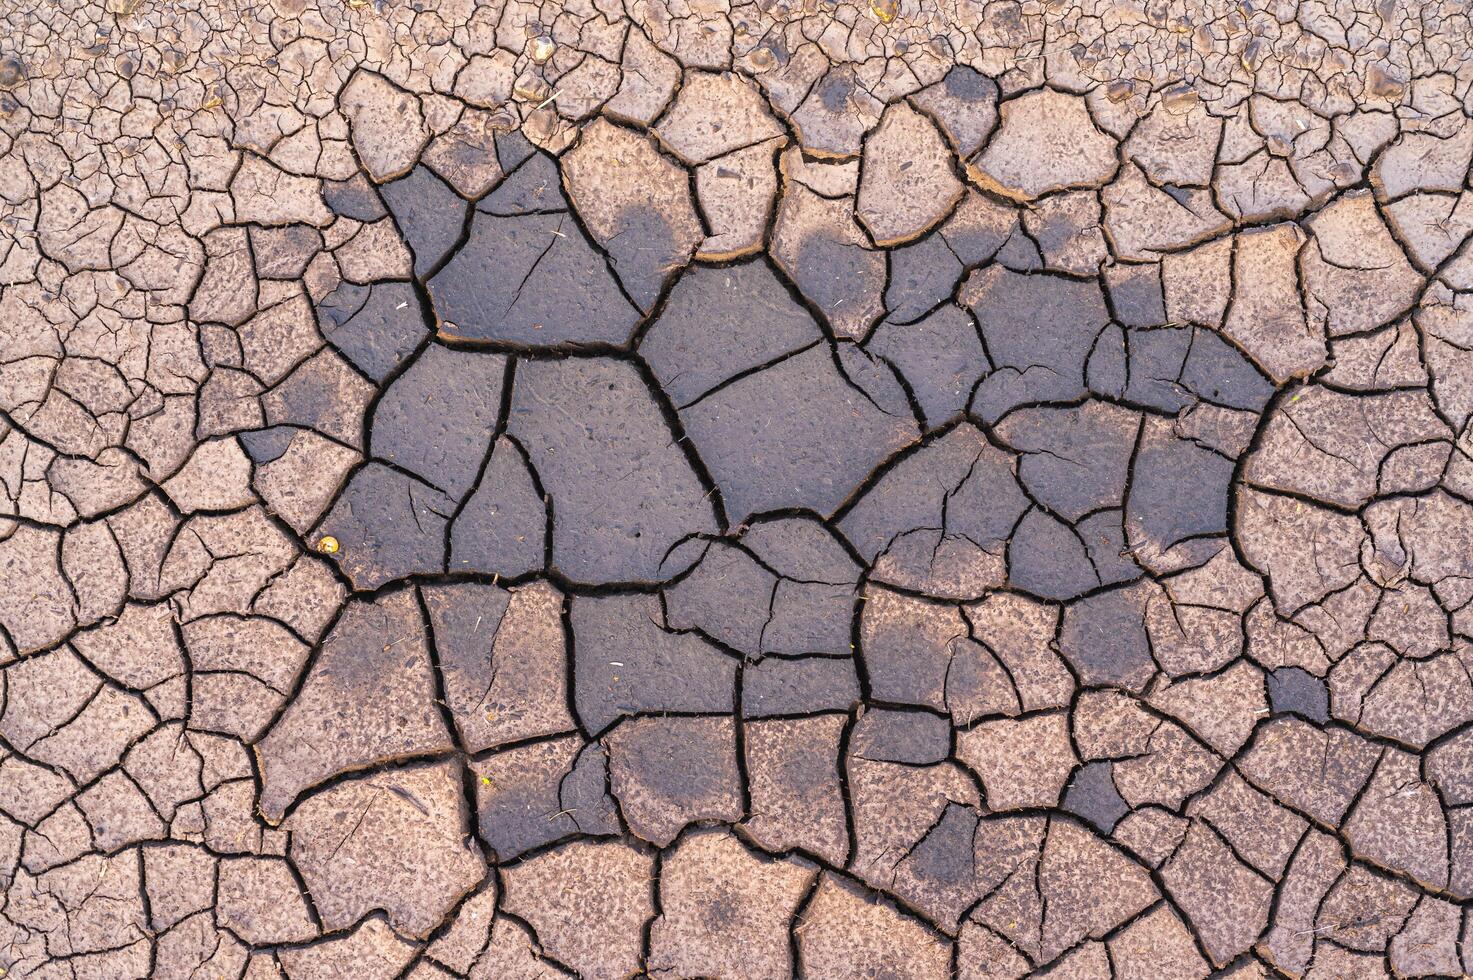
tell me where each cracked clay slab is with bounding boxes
[9,5,1473,977]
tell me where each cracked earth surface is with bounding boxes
[6,1,1473,979]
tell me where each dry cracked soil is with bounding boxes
[3,0,1473,976]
